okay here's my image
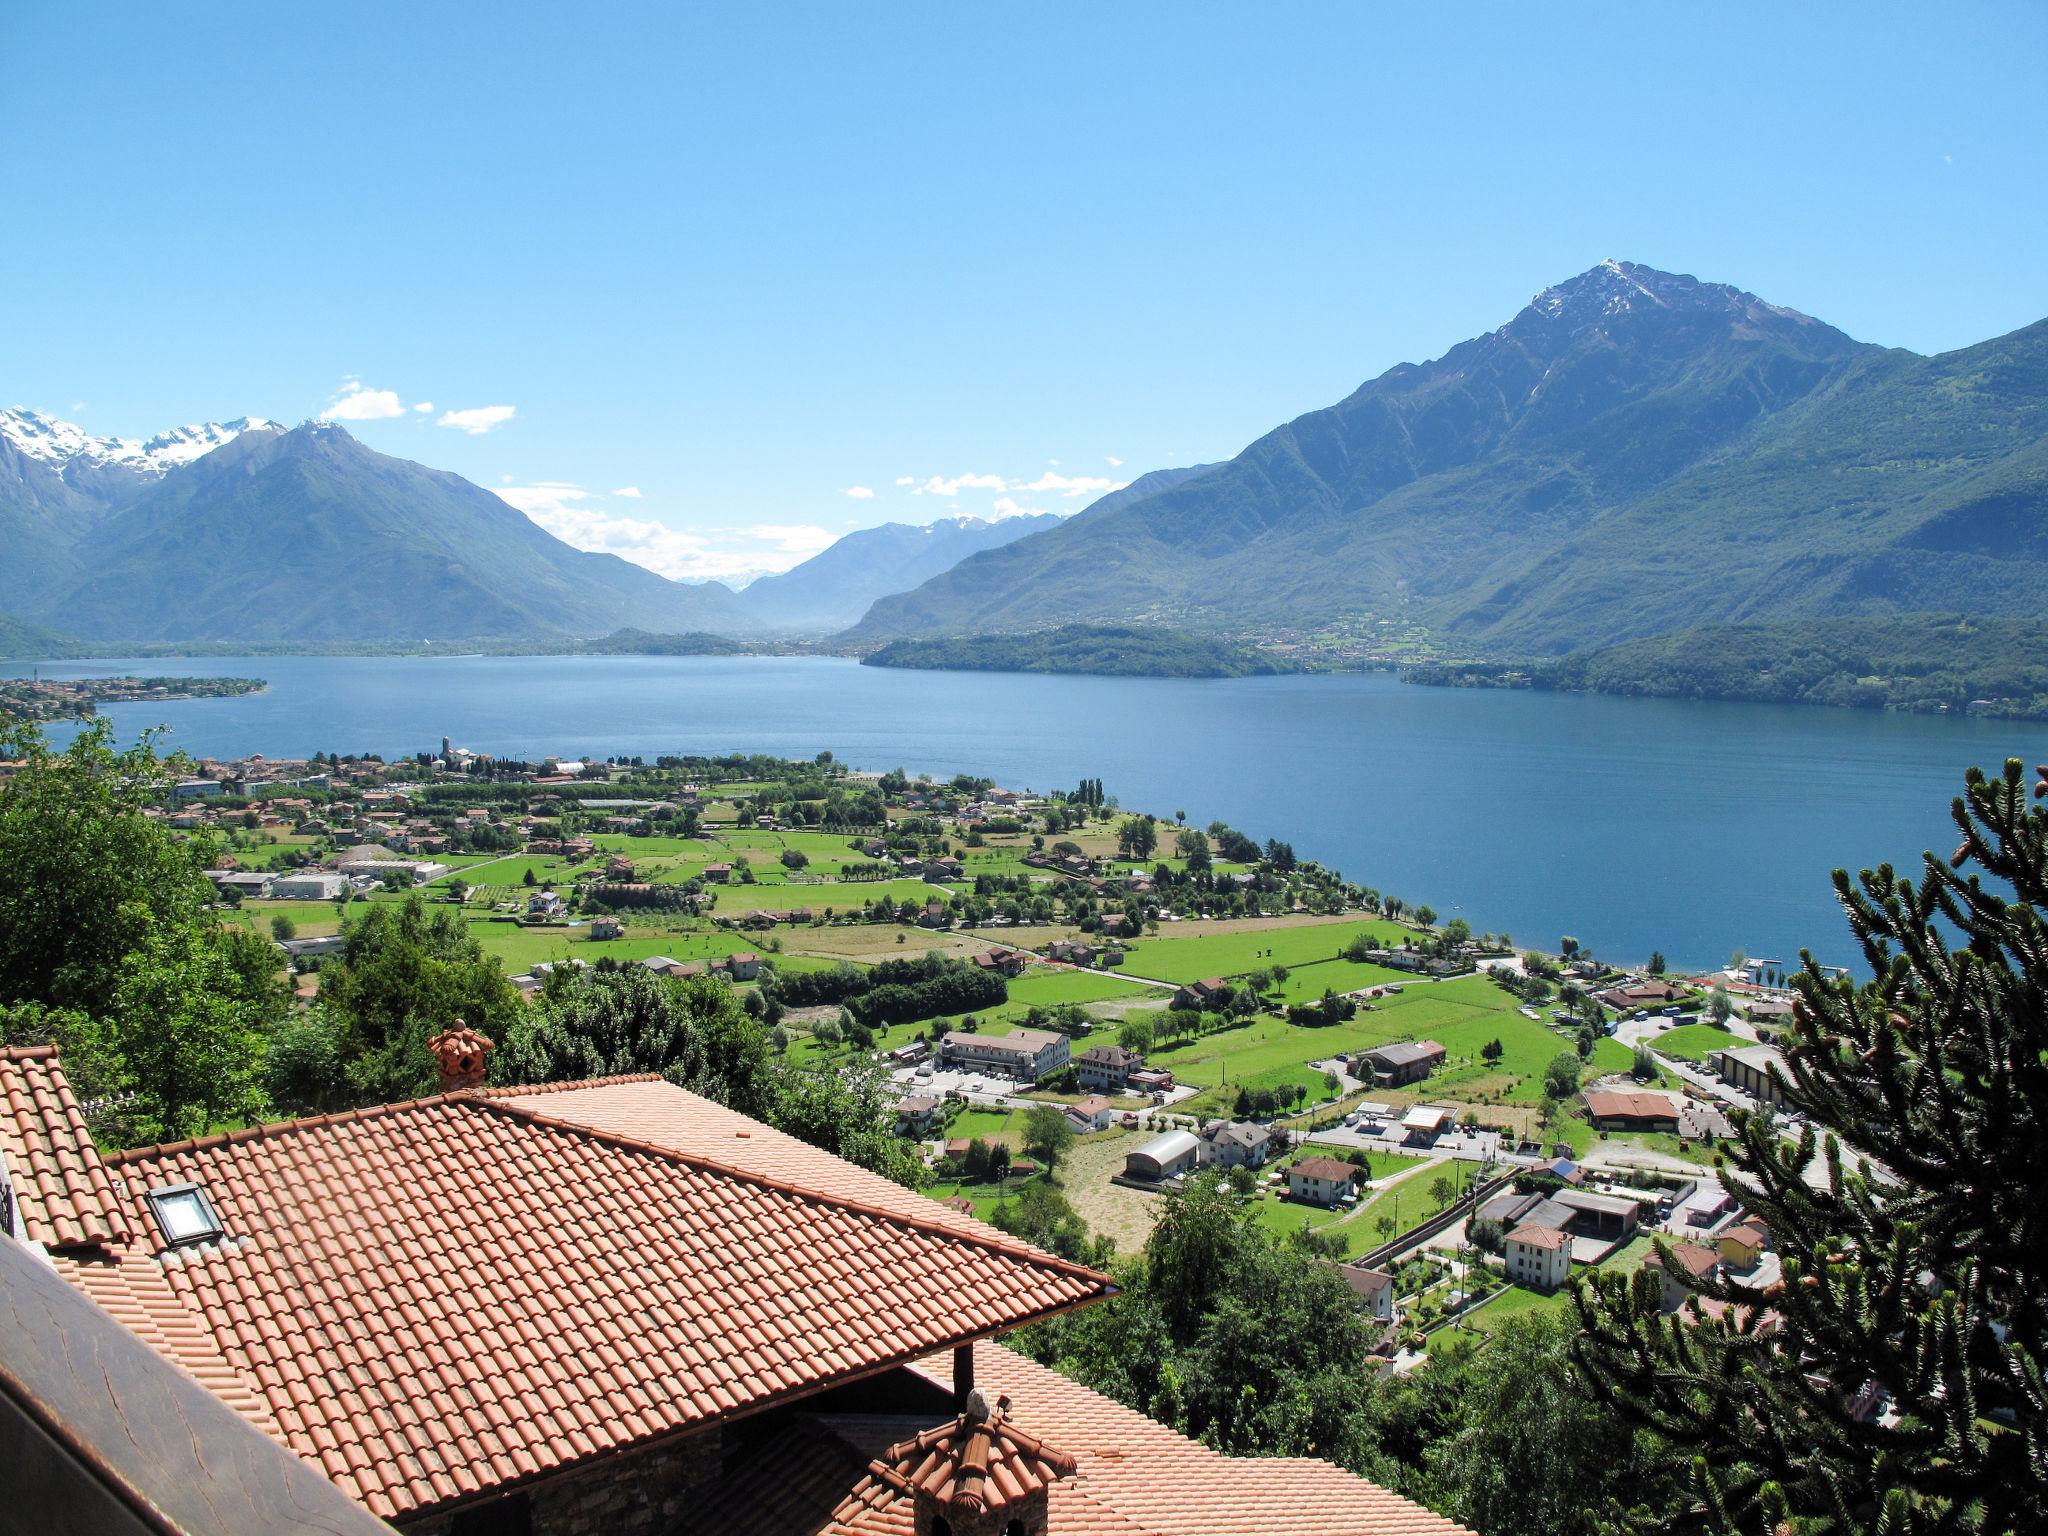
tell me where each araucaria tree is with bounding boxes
[1576,760,2048,1535]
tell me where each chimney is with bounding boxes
[872,1390,1074,1536]
[427,1021,493,1093]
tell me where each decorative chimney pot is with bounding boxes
[871,1390,1075,1536]
[427,1021,493,1093]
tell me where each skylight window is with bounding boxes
[145,1182,224,1247]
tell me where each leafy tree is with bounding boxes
[318,894,522,1102]
[1577,758,2048,1536]
[1022,1101,1075,1172]
[1482,1037,1505,1062]
[1415,904,1438,928]
[1116,815,1159,860]
[111,916,281,1140]
[270,914,297,941]
[1707,979,1733,1024]
[1542,1050,1581,1101]
[1117,1015,1155,1054]
[1647,949,1667,975]
[265,1010,351,1116]
[497,968,774,1115]
[770,1057,925,1187]
[1630,1044,1658,1082]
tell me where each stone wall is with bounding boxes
[401,1426,722,1536]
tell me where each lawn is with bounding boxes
[1112,918,1413,984]
[1003,969,1155,1008]
[1647,1022,1742,1062]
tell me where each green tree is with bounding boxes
[1707,979,1733,1024]
[318,894,522,1102]
[1646,949,1667,975]
[497,968,774,1115]
[1117,1015,1155,1054]
[1022,1101,1075,1172]
[1542,1050,1581,1101]
[111,916,280,1140]
[1578,758,2048,1535]
[770,1058,925,1187]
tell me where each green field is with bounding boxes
[1114,919,1412,984]
[1647,1022,1742,1062]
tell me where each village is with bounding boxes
[127,738,1823,1383]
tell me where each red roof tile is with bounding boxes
[687,1342,1469,1536]
[0,1044,131,1248]
[871,1391,1076,1516]
[94,1082,1112,1521]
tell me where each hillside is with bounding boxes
[862,625,1296,678]
[847,262,2048,657]
[1408,612,2048,719]
[11,420,757,644]
[736,512,1062,631]
[0,611,88,660]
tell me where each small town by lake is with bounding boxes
[14,651,2048,972]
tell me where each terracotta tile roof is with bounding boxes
[0,1044,131,1248]
[1289,1156,1358,1182]
[55,1251,284,1437]
[485,1077,1014,1245]
[690,1342,1469,1536]
[1505,1221,1571,1251]
[93,1082,1112,1521]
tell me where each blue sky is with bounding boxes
[5,3,2044,584]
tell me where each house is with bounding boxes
[589,917,625,940]
[1075,1044,1143,1093]
[895,1094,940,1135]
[1718,1218,1772,1271]
[1126,1067,1176,1095]
[1064,1095,1116,1133]
[1595,979,1682,1012]
[207,869,277,899]
[268,871,347,901]
[1202,1120,1273,1170]
[1338,1264,1396,1322]
[1647,1240,1722,1310]
[1712,1043,1790,1105]
[1123,1129,1201,1183]
[1354,1039,1447,1088]
[527,890,568,919]
[1582,1088,1682,1133]
[723,951,761,982]
[605,856,637,881]
[1046,939,1097,966]
[1504,1222,1573,1291]
[703,862,733,883]
[1171,977,1231,1011]
[15,1043,1475,1536]
[1287,1156,1359,1207]
[970,946,1031,978]
[1537,1156,1585,1185]
[1098,912,1130,936]
[887,1039,931,1067]
[940,1027,1070,1083]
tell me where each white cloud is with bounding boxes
[840,485,876,500]
[413,401,434,413]
[1107,456,1123,467]
[894,476,915,486]
[438,404,517,435]
[321,381,407,422]
[909,472,1008,497]
[990,496,1050,520]
[612,485,643,498]
[1016,471,1125,498]
[496,482,839,584]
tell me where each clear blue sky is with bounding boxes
[6,3,2044,583]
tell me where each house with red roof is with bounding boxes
[0,1039,1468,1536]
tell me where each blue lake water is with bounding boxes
[15,653,2048,973]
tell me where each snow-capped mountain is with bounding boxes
[0,407,280,481]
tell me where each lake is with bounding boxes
[14,653,2047,973]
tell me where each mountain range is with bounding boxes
[0,412,758,643]
[847,261,2048,655]
[4,260,2043,662]
[732,512,1064,631]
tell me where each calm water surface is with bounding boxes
[16,653,2048,972]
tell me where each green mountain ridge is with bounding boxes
[846,262,2048,657]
